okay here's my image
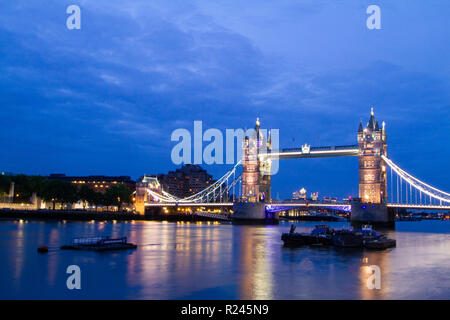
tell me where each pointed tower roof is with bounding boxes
[255,117,261,143]
[358,119,363,132]
[367,107,376,130]
[375,120,380,131]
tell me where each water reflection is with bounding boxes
[358,251,390,299]
[238,226,274,299]
[0,220,448,299]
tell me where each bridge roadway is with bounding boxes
[262,145,359,159]
[388,203,450,210]
[144,202,450,211]
[145,202,233,207]
[144,202,351,209]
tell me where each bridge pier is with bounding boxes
[350,203,395,227]
[232,202,278,224]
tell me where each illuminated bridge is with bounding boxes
[268,145,359,159]
[135,109,450,225]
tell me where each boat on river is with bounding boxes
[332,229,364,248]
[364,237,396,249]
[282,224,396,250]
[61,236,137,251]
[281,225,334,246]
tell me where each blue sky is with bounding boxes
[0,1,449,199]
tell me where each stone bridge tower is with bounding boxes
[352,108,393,226]
[234,118,276,224]
[241,118,272,203]
[135,176,162,215]
[357,108,387,204]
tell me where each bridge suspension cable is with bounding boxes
[382,155,450,205]
[145,161,242,204]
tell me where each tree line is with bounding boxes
[0,174,133,210]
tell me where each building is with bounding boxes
[48,174,136,194]
[357,108,388,203]
[156,165,215,199]
[292,188,307,200]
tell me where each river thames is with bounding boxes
[0,219,449,299]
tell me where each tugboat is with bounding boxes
[361,225,397,250]
[359,225,381,240]
[359,224,396,249]
[61,237,137,251]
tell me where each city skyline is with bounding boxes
[0,0,449,303]
[1,1,449,199]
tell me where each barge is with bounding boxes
[281,225,334,246]
[282,224,396,250]
[61,236,137,251]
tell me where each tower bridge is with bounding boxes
[136,109,450,226]
[266,145,359,159]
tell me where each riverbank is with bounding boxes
[0,209,227,222]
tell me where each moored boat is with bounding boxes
[309,225,334,245]
[282,224,396,250]
[364,238,396,249]
[281,225,334,246]
[61,236,137,251]
[359,224,396,249]
[281,225,310,246]
[359,225,382,240]
[332,229,364,248]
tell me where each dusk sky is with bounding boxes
[1,1,449,199]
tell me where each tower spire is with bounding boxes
[368,107,376,130]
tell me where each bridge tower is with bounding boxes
[352,108,394,226]
[234,118,277,224]
[135,183,146,215]
[134,176,162,215]
[241,118,272,203]
[358,108,387,203]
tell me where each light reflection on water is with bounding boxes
[0,219,449,299]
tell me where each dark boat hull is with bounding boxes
[281,225,396,250]
[332,234,364,248]
[61,243,137,251]
[281,233,333,246]
[364,239,396,250]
